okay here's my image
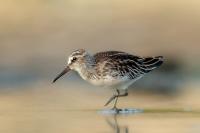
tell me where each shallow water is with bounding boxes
[0,108,200,133]
[0,83,199,133]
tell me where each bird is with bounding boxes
[53,49,163,111]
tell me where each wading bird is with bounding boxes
[53,49,163,111]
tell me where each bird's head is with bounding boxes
[52,49,89,83]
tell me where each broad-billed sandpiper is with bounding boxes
[53,49,163,110]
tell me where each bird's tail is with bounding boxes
[141,56,164,73]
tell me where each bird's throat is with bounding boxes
[75,55,97,81]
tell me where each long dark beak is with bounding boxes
[52,66,70,83]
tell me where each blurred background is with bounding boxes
[0,0,200,133]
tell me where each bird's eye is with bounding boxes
[72,57,77,62]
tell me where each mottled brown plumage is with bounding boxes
[94,51,163,80]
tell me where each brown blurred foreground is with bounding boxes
[0,82,200,133]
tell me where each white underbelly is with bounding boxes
[78,68,143,89]
[87,78,117,86]
[88,75,143,90]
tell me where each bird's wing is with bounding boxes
[94,51,163,79]
[94,51,126,62]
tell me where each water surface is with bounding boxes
[0,83,200,133]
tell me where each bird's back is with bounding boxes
[94,51,163,80]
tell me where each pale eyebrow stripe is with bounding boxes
[71,50,85,56]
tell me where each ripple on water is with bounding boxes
[98,108,144,115]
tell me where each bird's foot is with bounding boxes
[111,107,122,114]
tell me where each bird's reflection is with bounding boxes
[106,114,129,133]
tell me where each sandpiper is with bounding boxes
[53,49,163,110]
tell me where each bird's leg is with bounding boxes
[112,90,128,111]
[112,90,120,110]
[104,89,128,109]
[104,89,119,107]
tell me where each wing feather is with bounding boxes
[94,51,163,79]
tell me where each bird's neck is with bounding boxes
[84,54,96,69]
[76,55,97,80]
